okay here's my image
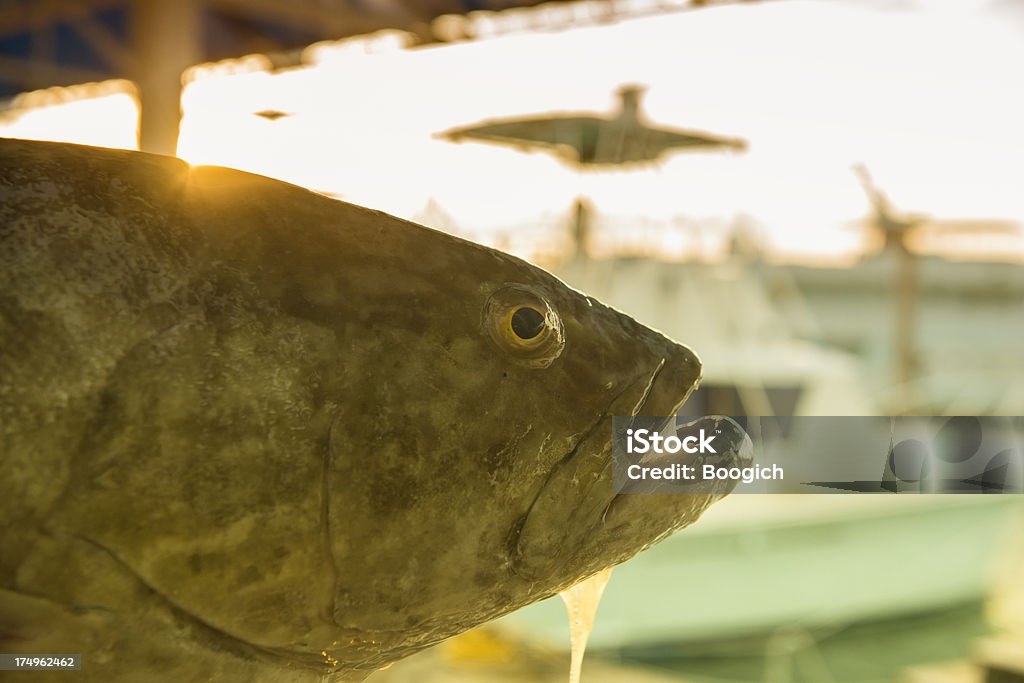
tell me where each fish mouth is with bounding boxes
[575,414,752,584]
[512,345,752,582]
[603,414,754,516]
[611,414,754,499]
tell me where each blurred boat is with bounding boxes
[496,495,1024,650]
[556,250,878,417]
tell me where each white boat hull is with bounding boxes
[497,495,1024,650]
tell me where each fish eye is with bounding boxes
[510,306,546,340]
[484,286,565,368]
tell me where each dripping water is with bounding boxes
[558,566,614,683]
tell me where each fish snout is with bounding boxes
[630,338,703,417]
[660,342,703,412]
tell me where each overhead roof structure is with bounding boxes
[0,0,757,155]
[0,0,550,154]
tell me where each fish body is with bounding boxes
[0,139,746,681]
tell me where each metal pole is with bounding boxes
[131,0,203,156]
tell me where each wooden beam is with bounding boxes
[384,0,446,25]
[72,9,132,72]
[209,13,290,59]
[131,0,204,155]
[209,0,378,40]
[30,2,56,58]
[0,55,108,89]
[0,0,124,37]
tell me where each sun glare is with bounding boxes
[0,80,139,151]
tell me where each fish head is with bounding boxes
[473,280,754,583]
[318,219,752,662]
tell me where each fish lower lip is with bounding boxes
[511,412,613,580]
[512,373,661,579]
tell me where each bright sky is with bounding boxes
[2,0,1022,262]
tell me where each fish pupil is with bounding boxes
[511,307,546,340]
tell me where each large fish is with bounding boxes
[0,138,748,682]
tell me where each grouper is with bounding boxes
[0,138,749,681]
